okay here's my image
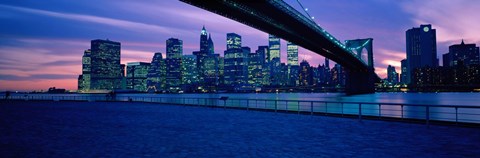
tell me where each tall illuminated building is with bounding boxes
[286,42,299,86]
[331,64,345,87]
[194,26,219,92]
[227,33,241,50]
[224,33,249,89]
[400,59,408,83]
[147,53,166,93]
[387,65,399,84]
[268,34,282,86]
[299,60,313,86]
[166,38,183,92]
[405,24,438,84]
[248,49,266,87]
[182,55,199,85]
[256,46,270,86]
[268,34,280,61]
[287,42,298,66]
[78,49,91,92]
[200,26,209,53]
[89,39,122,91]
[126,62,150,92]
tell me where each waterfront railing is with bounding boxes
[2,95,480,126]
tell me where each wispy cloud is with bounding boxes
[0,4,188,35]
[401,0,480,45]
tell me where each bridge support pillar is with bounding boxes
[345,68,375,95]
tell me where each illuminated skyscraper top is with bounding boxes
[208,34,214,54]
[287,42,298,66]
[227,33,241,50]
[200,26,209,53]
[268,34,280,61]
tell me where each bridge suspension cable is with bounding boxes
[295,0,315,23]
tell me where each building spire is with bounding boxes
[461,39,465,45]
[201,25,207,36]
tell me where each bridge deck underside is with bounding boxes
[181,0,367,71]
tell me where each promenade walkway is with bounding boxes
[1,101,479,157]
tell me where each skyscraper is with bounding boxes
[166,38,183,92]
[194,26,219,92]
[126,62,150,92]
[287,42,299,86]
[256,46,271,86]
[287,42,298,66]
[227,33,241,50]
[78,49,91,92]
[269,34,282,86]
[268,34,281,61]
[147,52,166,93]
[331,64,345,87]
[208,33,215,55]
[299,60,313,86]
[182,55,199,85]
[400,59,408,84]
[443,40,480,67]
[218,56,225,86]
[89,39,122,91]
[248,49,266,87]
[288,65,299,86]
[387,65,399,84]
[324,58,331,86]
[405,24,438,84]
[200,26,209,53]
[224,34,249,90]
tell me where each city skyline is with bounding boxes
[1,0,480,91]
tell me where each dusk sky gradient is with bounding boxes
[1,0,479,91]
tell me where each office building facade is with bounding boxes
[405,24,438,84]
[165,38,183,92]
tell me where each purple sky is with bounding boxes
[0,0,479,91]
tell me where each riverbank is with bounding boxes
[1,101,479,157]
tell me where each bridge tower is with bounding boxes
[344,38,375,95]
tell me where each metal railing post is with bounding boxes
[378,104,382,119]
[426,106,430,125]
[297,101,300,114]
[286,100,288,112]
[325,102,328,115]
[455,107,458,125]
[341,103,344,116]
[359,103,362,120]
[325,103,328,114]
[310,101,313,115]
[401,104,404,120]
[275,100,277,113]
